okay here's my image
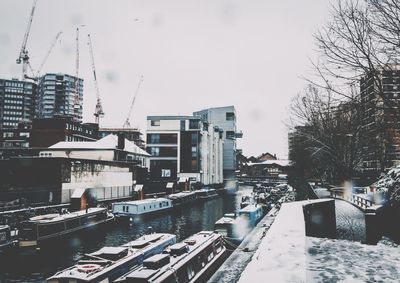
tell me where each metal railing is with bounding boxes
[329,188,373,210]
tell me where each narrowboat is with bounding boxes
[238,204,263,229]
[214,205,263,245]
[0,225,18,254]
[214,213,245,245]
[168,191,197,207]
[47,233,176,283]
[112,198,173,219]
[196,188,218,200]
[19,207,114,248]
[114,231,227,283]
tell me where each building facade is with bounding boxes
[0,122,31,149]
[193,106,242,180]
[0,78,37,129]
[0,157,143,208]
[360,66,400,176]
[146,116,223,187]
[37,73,83,122]
[30,117,98,147]
[39,134,150,168]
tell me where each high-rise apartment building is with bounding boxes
[0,78,37,129]
[193,106,242,180]
[360,66,400,176]
[37,73,83,122]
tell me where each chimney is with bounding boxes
[117,132,125,150]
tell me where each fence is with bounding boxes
[329,187,373,210]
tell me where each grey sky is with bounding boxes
[0,0,329,158]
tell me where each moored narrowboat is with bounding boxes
[168,191,197,207]
[115,231,227,283]
[47,233,176,283]
[112,198,173,219]
[19,207,114,248]
[196,189,218,200]
[0,225,18,254]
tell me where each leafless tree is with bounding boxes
[289,85,365,183]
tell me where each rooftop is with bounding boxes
[48,134,150,156]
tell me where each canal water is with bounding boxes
[0,186,252,282]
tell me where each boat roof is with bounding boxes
[215,217,236,225]
[197,188,216,192]
[91,246,128,256]
[239,205,262,213]
[28,207,106,223]
[121,231,221,282]
[47,233,176,281]
[117,198,170,206]
[168,191,196,198]
[123,233,168,248]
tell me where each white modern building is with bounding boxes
[39,134,150,167]
[193,106,242,180]
[38,134,150,204]
[146,116,224,187]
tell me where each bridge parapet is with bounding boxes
[329,187,374,211]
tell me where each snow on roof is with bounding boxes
[247,159,291,167]
[49,134,150,156]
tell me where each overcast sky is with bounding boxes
[0,0,330,158]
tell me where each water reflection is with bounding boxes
[0,186,252,282]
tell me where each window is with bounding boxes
[191,146,197,158]
[191,133,197,144]
[148,147,160,156]
[226,112,235,121]
[161,169,171,177]
[226,131,235,139]
[187,265,195,280]
[189,119,200,129]
[151,120,160,126]
[148,134,160,144]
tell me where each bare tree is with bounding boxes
[289,85,365,183]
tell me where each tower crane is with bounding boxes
[87,34,104,124]
[36,31,63,76]
[16,0,38,80]
[123,75,144,128]
[74,28,81,119]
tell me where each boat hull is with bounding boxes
[19,214,114,249]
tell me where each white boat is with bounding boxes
[115,231,227,283]
[112,198,173,218]
[19,207,114,248]
[47,233,176,283]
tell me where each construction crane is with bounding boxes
[16,0,38,80]
[87,34,104,124]
[74,28,81,118]
[36,31,63,76]
[123,75,144,128]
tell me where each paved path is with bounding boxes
[335,199,366,242]
[313,187,366,242]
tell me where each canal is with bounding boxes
[0,186,252,282]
